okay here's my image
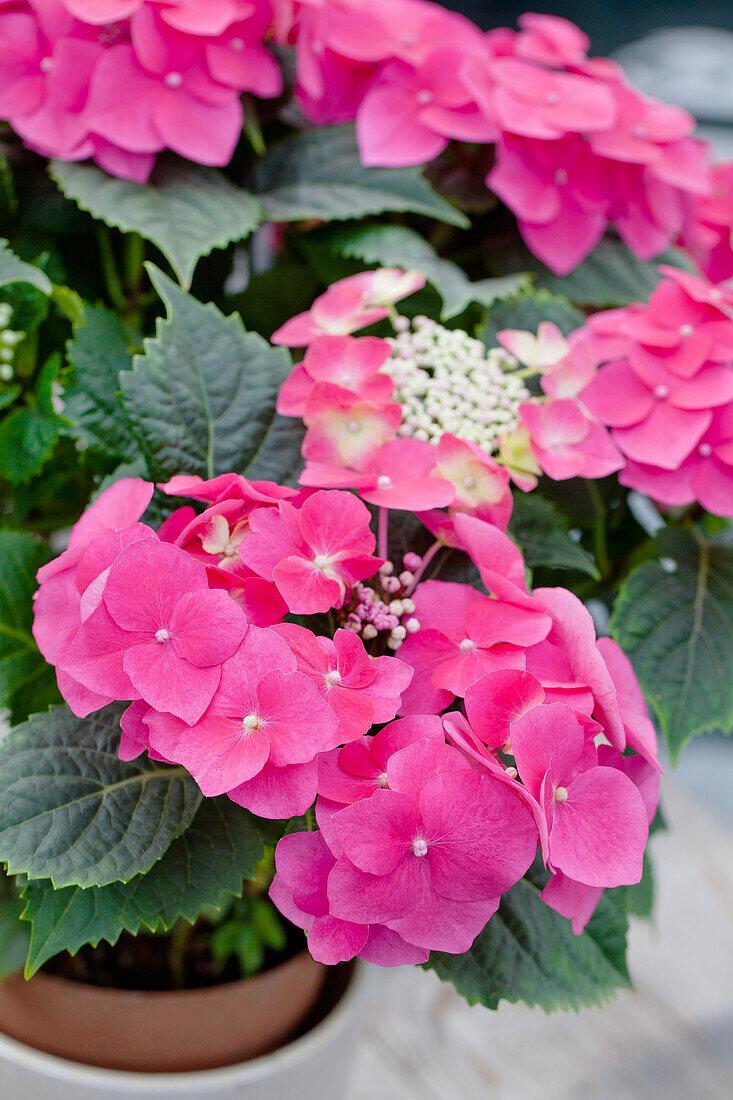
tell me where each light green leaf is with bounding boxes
[20,798,271,976]
[63,305,139,461]
[0,407,58,484]
[610,528,733,761]
[426,873,630,1012]
[50,160,263,289]
[0,704,201,888]
[121,265,293,480]
[509,494,600,579]
[323,224,528,319]
[0,240,52,295]
[251,126,469,228]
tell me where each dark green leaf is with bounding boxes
[0,704,201,888]
[533,240,694,307]
[0,531,49,711]
[426,876,630,1012]
[251,126,468,228]
[0,873,30,980]
[0,407,58,484]
[63,305,139,461]
[610,528,733,761]
[20,798,270,975]
[482,292,584,349]
[626,852,654,920]
[0,239,52,295]
[121,265,292,480]
[509,494,600,579]
[322,223,528,319]
[50,160,263,289]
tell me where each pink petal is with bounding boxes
[464,669,546,749]
[123,642,220,726]
[229,758,319,818]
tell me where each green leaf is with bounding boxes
[121,265,293,480]
[19,798,270,976]
[50,159,263,289]
[322,224,529,319]
[0,239,52,295]
[610,528,733,761]
[426,875,630,1012]
[0,407,59,484]
[251,125,468,228]
[626,852,654,920]
[0,874,30,980]
[533,240,694,308]
[0,531,51,712]
[63,305,139,461]
[509,494,600,579]
[0,386,21,412]
[0,704,201,889]
[482,291,585,349]
[243,413,305,486]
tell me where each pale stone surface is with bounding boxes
[350,781,733,1099]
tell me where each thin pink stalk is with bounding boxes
[378,506,389,561]
[406,540,442,594]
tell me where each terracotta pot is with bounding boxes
[0,951,324,1073]
[0,961,371,1100]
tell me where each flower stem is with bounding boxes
[97,229,127,314]
[378,506,389,560]
[586,480,611,579]
[406,540,442,593]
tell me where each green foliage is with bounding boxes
[19,798,272,976]
[0,239,52,295]
[509,493,600,579]
[0,871,30,980]
[121,266,296,481]
[532,240,694,307]
[426,872,631,1012]
[0,407,59,484]
[0,704,201,889]
[611,527,733,761]
[210,894,287,979]
[482,291,585,348]
[63,305,139,460]
[0,531,53,714]
[321,223,529,319]
[251,125,469,227]
[50,160,262,289]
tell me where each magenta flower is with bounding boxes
[302,384,402,472]
[240,491,382,614]
[277,335,393,417]
[270,830,429,967]
[432,433,513,531]
[596,639,661,772]
[510,703,648,889]
[61,538,248,725]
[63,0,256,35]
[513,12,589,67]
[145,625,340,814]
[274,623,413,740]
[396,578,550,712]
[489,57,616,140]
[272,269,425,346]
[519,398,624,480]
[325,739,538,953]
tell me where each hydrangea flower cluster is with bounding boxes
[33,466,659,966]
[576,268,733,515]
[681,161,733,284]
[0,0,281,181]
[0,302,23,380]
[275,2,713,273]
[385,316,528,450]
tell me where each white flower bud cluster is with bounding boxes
[384,316,529,452]
[0,303,23,381]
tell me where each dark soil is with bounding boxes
[44,921,306,992]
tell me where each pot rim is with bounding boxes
[0,961,373,1092]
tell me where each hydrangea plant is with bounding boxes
[0,1,731,1011]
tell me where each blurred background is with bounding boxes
[448,2,733,156]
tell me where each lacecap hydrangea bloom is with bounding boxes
[33,364,660,964]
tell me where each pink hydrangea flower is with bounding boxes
[497,322,569,373]
[519,398,624,480]
[302,384,402,472]
[277,335,393,417]
[489,57,616,141]
[274,623,413,740]
[513,12,589,67]
[240,490,382,614]
[324,738,539,953]
[681,162,733,283]
[431,432,513,531]
[272,269,425,346]
[396,578,551,712]
[270,829,429,966]
[596,638,661,771]
[145,625,340,815]
[61,537,248,725]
